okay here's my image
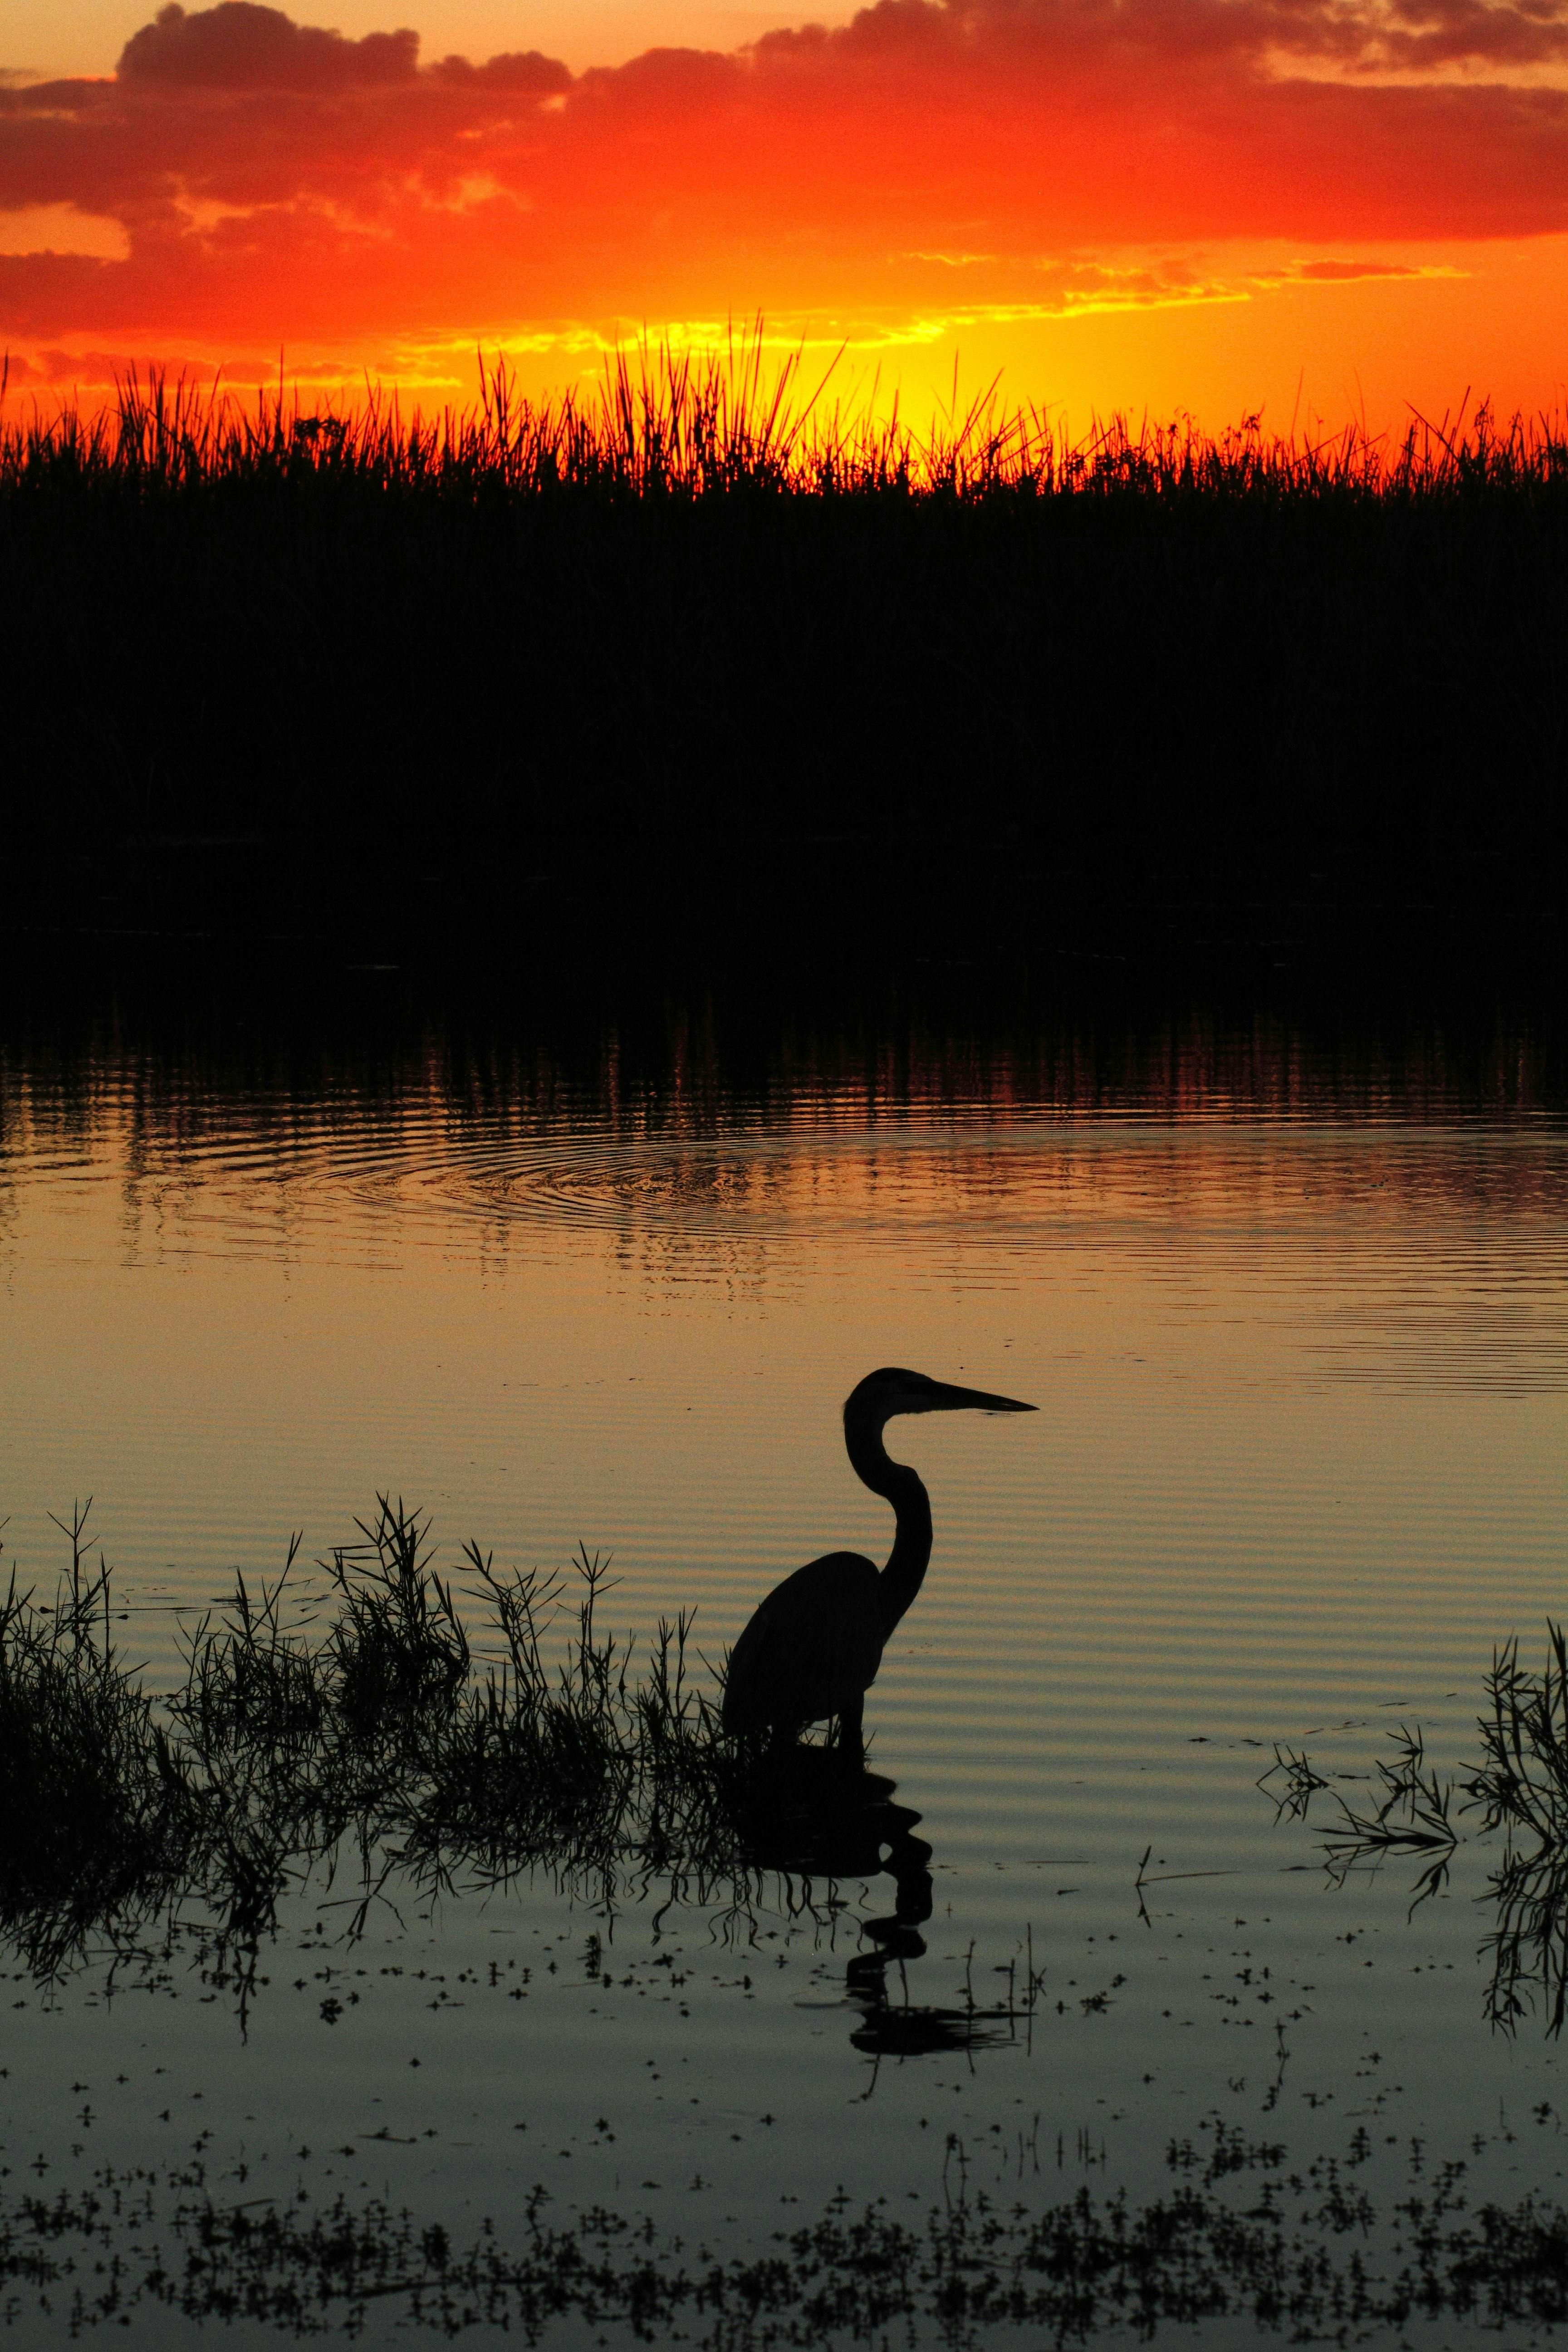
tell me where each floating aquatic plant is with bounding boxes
[7,2122,1568,2344]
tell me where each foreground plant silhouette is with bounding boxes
[12,342,1568,506]
[0,1498,766,2000]
[1264,1624,1568,2033]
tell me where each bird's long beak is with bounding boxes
[923,1381,1037,1415]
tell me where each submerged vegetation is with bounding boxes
[5,343,1568,941]
[1265,1625,1568,2033]
[10,2122,1568,2342]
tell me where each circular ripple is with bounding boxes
[9,1079,1568,1387]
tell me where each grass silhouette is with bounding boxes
[5,341,1568,942]
[0,1497,763,1999]
[1266,1625,1568,2034]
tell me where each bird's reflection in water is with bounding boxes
[734,1745,1028,2078]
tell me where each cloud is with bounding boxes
[118,3,419,88]
[0,0,1566,351]
[1292,256,1429,278]
[0,202,130,258]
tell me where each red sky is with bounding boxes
[3,0,1568,428]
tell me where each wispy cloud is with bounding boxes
[1287,255,1464,279]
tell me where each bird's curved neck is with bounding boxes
[846,1415,933,1635]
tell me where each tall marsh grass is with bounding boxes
[7,343,1567,505]
[5,343,1567,936]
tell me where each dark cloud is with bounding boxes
[755,0,1568,77]
[425,50,573,90]
[119,2,419,88]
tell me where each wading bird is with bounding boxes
[721,1367,1035,1751]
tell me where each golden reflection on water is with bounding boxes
[8,1024,1568,2285]
[3,1042,1568,1816]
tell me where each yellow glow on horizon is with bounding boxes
[3,239,1563,444]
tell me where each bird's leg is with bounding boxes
[836,1690,865,1760]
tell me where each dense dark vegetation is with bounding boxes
[0,1498,753,1992]
[4,350,1568,941]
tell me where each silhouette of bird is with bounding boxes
[721,1367,1035,1750]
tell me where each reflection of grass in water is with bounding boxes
[1265,1625,1568,2033]
[0,1497,768,1998]
[9,2123,1568,2342]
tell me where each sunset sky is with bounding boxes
[4,0,1568,429]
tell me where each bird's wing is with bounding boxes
[721,1552,884,1732]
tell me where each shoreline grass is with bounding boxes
[5,345,1568,936]
[8,344,1568,505]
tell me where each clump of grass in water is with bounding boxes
[1470,1629,1568,2032]
[1265,1622,1568,2032]
[0,1497,760,1995]
[0,1503,195,1975]
[328,1504,470,1738]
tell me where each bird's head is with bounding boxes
[845,1367,1037,1431]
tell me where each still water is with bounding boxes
[4,1005,1568,2342]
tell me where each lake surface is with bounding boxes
[5,986,1568,2343]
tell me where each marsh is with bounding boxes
[4,970,1568,2343]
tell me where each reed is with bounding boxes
[5,341,1568,943]
[0,1496,779,1992]
[6,343,1567,503]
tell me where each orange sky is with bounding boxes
[3,0,1568,429]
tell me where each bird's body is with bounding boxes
[721,1367,1034,1749]
[722,1551,884,1742]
